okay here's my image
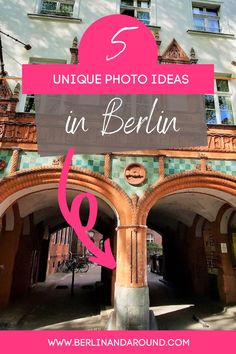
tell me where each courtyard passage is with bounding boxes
[0,265,104,330]
[0,267,235,330]
[149,272,236,330]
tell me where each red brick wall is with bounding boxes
[47,229,70,274]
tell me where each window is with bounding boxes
[121,0,133,6]
[205,78,234,125]
[52,233,56,244]
[192,4,220,32]
[147,233,154,243]
[65,228,69,244]
[120,0,151,25]
[58,229,62,244]
[55,231,59,244]
[40,0,75,17]
[61,229,65,244]
[25,94,35,113]
[137,1,149,9]
[23,58,66,113]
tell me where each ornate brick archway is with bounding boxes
[138,172,236,305]
[138,171,236,225]
[0,166,132,224]
[0,166,138,316]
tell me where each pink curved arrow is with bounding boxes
[58,148,116,270]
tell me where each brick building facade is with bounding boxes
[0,0,236,329]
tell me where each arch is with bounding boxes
[195,216,205,238]
[229,211,236,229]
[218,205,235,234]
[0,166,132,225]
[5,207,14,231]
[139,172,236,224]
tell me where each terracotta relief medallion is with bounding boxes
[124,163,146,186]
[52,158,61,166]
[52,156,65,166]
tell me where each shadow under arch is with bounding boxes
[142,172,236,307]
[0,166,133,314]
[0,166,132,225]
[138,171,236,225]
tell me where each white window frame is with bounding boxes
[40,0,75,17]
[34,0,81,18]
[192,3,221,33]
[120,0,151,25]
[17,57,66,113]
[147,233,154,243]
[205,77,235,125]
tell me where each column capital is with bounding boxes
[116,224,147,232]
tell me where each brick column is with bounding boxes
[158,155,165,179]
[9,148,21,175]
[217,234,236,303]
[0,204,23,309]
[110,225,151,330]
[10,217,34,299]
[214,208,236,303]
[104,154,111,178]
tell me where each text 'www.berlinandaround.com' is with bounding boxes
[47,337,190,348]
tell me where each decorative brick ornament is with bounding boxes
[124,163,146,186]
